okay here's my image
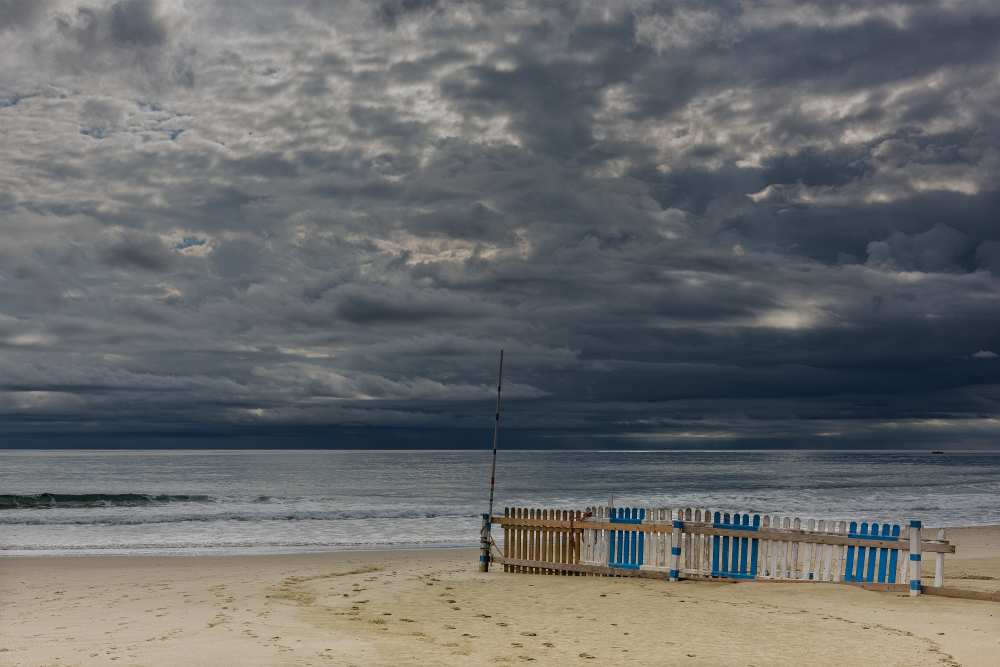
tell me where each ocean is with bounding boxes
[2,449,999,556]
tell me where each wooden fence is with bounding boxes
[490,506,956,594]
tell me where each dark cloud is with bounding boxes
[100,231,176,271]
[109,0,167,46]
[2,1,1000,448]
[0,0,50,32]
[374,0,439,28]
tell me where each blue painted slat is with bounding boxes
[866,522,879,582]
[844,521,857,581]
[629,508,637,566]
[609,507,646,569]
[749,514,760,580]
[739,514,750,576]
[625,508,631,566]
[712,512,721,577]
[877,523,890,583]
[610,505,643,524]
[618,507,632,565]
[887,525,900,584]
[855,522,868,582]
[721,513,731,577]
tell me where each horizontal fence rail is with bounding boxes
[491,506,955,594]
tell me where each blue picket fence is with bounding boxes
[608,507,645,569]
[710,512,760,580]
[843,520,902,584]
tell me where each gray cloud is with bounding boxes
[2,0,1000,448]
[0,0,51,32]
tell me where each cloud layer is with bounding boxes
[2,0,1000,447]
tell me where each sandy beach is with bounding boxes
[2,527,998,666]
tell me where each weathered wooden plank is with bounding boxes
[934,528,946,588]
[495,557,969,594]
[923,586,1000,602]
[490,516,955,552]
[574,509,583,571]
[765,515,778,579]
[512,507,525,573]
[502,508,510,573]
[563,509,571,575]
[528,508,537,574]
[800,518,812,580]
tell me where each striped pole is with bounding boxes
[908,519,922,596]
[669,517,683,582]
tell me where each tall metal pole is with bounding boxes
[488,348,504,517]
[480,348,504,572]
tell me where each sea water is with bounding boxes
[2,449,999,556]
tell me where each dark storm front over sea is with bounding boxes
[2,450,1000,556]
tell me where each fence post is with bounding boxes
[670,516,683,582]
[908,519,922,596]
[480,513,491,572]
[934,528,945,588]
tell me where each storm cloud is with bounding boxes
[2,0,1000,448]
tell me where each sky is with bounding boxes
[2,0,1000,449]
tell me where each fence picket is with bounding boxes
[854,521,867,582]
[865,522,879,583]
[876,523,889,583]
[531,508,542,574]
[888,524,901,584]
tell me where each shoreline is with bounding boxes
[0,544,478,559]
[3,523,995,560]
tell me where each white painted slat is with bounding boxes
[661,507,669,569]
[781,517,792,578]
[701,508,712,575]
[790,517,802,579]
[695,508,704,575]
[647,508,655,568]
[684,508,693,571]
[755,514,771,579]
[832,520,845,582]
[816,520,828,581]
[803,519,816,580]
[771,516,781,578]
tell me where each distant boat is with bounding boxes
[931,450,945,454]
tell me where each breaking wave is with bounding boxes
[0,493,214,509]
